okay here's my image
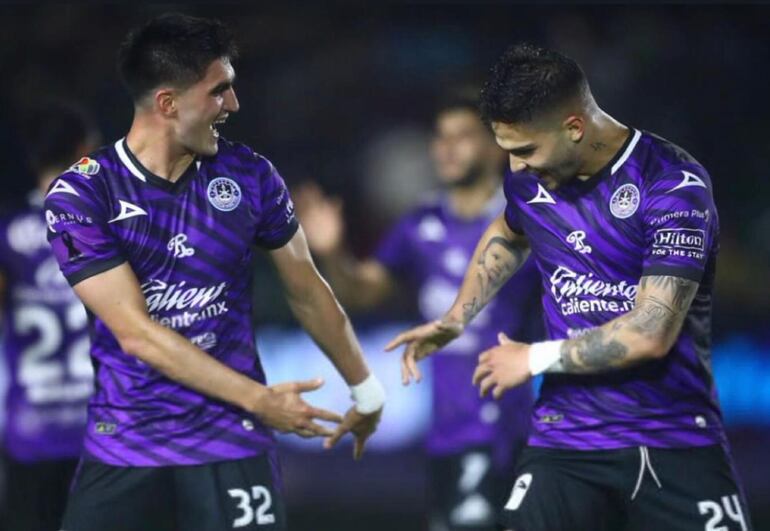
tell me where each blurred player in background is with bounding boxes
[295,93,542,531]
[388,43,752,531]
[0,102,98,530]
[43,13,383,531]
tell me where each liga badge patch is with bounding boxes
[69,157,101,176]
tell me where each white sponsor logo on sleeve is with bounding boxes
[653,228,705,251]
[668,170,707,193]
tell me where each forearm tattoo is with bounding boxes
[463,236,526,323]
[558,276,698,373]
[559,324,628,373]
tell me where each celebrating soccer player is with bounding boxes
[295,92,542,530]
[387,44,752,531]
[0,102,99,531]
[44,14,383,531]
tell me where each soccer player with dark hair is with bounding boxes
[44,13,383,531]
[295,91,542,531]
[0,101,99,531]
[388,44,752,530]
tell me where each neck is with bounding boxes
[125,112,194,182]
[447,173,499,219]
[575,110,629,180]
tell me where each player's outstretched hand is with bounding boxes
[472,332,531,399]
[323,406,383,460]
[385,319,464,385]
[292,182,345,257]
[256,378,343,439]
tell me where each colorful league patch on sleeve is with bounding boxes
[69,157,101,176]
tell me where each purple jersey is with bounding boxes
[0,192,92,462]
[376,192,540,461]
[504,129,725,450]
[44,138,298,466]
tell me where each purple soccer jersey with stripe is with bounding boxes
[44,138,298,466]
[0,192,92,462]
[504,129,726,450]
[376,192,540,462]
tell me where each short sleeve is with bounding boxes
[641,166,718,283]
[253,159,299,249]
[44,174,125,286]
[374,217,413,278]
[503,171,524,234]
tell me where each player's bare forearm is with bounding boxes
[555,275,699,373]
[271,229,370,386]
[445,213,530,326]
[73,264,269,412]
[122,317,270,408]
[316,251,394,310]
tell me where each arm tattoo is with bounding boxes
[639,275,696,312]
[462,297,481,324]
[559,328,628,373]
[557,275,699,373]
[627,296,676,337]
[464,236,525,323]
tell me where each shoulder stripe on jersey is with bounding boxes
[611,129,642,175]
[114,138,146,182]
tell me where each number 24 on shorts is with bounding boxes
[228,485,275,528]
[698,494,748,531]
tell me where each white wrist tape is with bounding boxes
[528,340,565,375]
[350,373,386,414]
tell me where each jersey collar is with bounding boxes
[115,138,199,194]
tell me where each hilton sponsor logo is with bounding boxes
[653,228,705,251]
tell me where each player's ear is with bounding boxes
[563,115,585,143]
[155,88,177,117]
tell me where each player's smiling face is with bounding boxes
[431,109,503,187]
[492,120,582,189]
[173,57,239,157]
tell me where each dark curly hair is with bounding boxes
[118,13,238,102]
[479,43,588,124]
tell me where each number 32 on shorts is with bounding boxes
[228,485,275,528]
[697,494,748,531]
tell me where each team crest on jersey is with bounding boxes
[609,183,640,219]
[207,177,242,212]
[69,157,101,176]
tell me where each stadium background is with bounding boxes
[0,3,768,530]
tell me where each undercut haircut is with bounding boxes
[118,13,238,102]
[479,43,589,124]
